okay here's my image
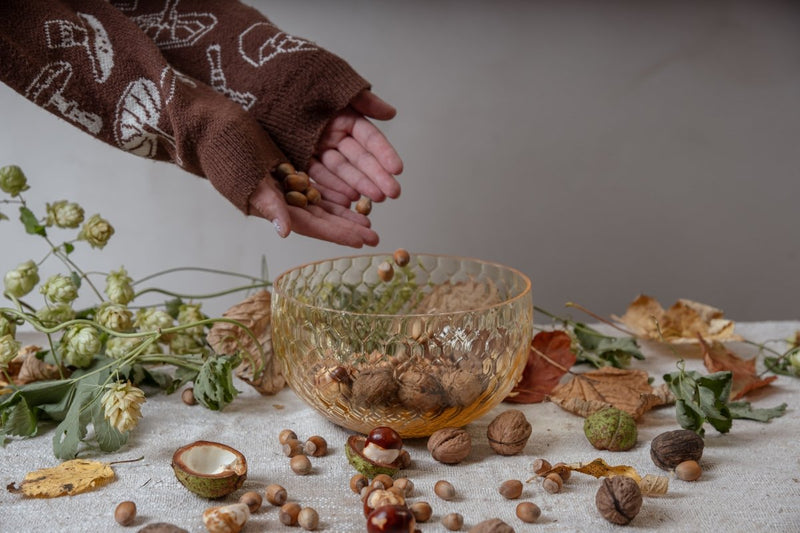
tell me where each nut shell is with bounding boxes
[595,476,642,525]
[487,409,532,455]
[427,427,472,464]
[346,435,402,478]
[650,429,704,470]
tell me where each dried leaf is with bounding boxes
[551,458,669,496]
[8,459,115,498]
[16,346,62,385]
[505,330,576,403]
[700,337,777,400]
[206,290,284,395]
[615,295,741,344]
[549,367,674,419]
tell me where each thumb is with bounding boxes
[248,176,292,238]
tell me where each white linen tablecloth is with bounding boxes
[1,321,799,532]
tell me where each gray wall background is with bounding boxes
[1,0,798,321]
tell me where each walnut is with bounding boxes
[427,427,472,464]
[313,364,353,402]
[650,429,704,470]
[467,518,515,532]
[397,369,445,412]
[351,367,398,407]
[486,409,532,455]
[440,368,483,407]
[595,476,642,525]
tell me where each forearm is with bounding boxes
[116,0,370,170]
[0,0,286,213]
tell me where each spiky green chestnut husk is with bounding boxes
[584,407,638,451]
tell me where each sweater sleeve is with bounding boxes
[0,0,287,213]
[111,0,370,171]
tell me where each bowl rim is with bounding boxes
[271,252,532,318]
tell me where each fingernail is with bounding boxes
[273,219,286,238]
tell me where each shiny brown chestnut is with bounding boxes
[366,505,416,533]
[367,427,403,450]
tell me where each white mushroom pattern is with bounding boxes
[113,77,177,161]
[25,61,103,134]
[206,44,256,110]
[128,0,217,50]
[238,22,317,68]
[44,13,114,83]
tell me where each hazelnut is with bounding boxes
[434,479,456,501]
[366,505,416,533]
[350,473,369,494]
[393,249,410,267]
[298,507,319,531]
[441,512,464,531]
[650,429,704,470]
[275,162,296,180]
[469,518,514,532]
[487,409,532,455]
[378,261,395,282]
[303,435,328,457]
[356,196,372,215]
[595,476,642,525]
[305,186,322,205]
[286,190,308,208]
[393,477,414,497]
[427,427,472,464]
[283,438,304,457]
[532,458,552,476]
[371,473,394,490]
[396,449,412,469]
[410,501,433,522]
[181,387,196,406]
[551,462,572,481]
[498,479,523,500]
[290,454,312,475]
[278,429,298,445]
[238,491,262,513]
[279,502,302,526]
[285,172,310,192]
[542,473,563,494]
[265,484,287,506]
[675,460,702,481]
[114,500,137,526]
[516,502,541,523]
[584,407,638,451]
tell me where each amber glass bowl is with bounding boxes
[271,253,532,437]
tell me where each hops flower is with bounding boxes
[96,302,133,332]
[36,303,75,327]
[78,214,114,249]
[4,260,40,298]
[101,381,146,433]
[0,315,16,337]
[134,307,174,332]
[104,337,139,359]
[45,200,85,228]
[177,303,205,336]
[0,333,20,366]
[169,332,203,354]
[40,274,78,304]
[789,350,800,372]
[61,324,101,368]
[0,165,30,197]
[105,267,134,305]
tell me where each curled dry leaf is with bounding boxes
[549,367,674,420]
[206,290,284,395]
[700,337,777,400]
[549,458,668,496]
[0,345,64,388]
[8,459,115,498]
[615,295,741,344]
[505,330,576,404]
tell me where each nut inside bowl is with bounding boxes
[271,253,532,437]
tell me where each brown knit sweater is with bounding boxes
[0,0,369,213]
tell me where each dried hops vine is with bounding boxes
[0,165,269,458]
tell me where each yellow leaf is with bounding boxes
[545,458,669,496]
[10,459,115,498]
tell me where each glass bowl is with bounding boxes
[271,253,532,437]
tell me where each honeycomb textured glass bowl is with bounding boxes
[271,253,532,437]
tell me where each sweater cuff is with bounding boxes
[259,51,370,170]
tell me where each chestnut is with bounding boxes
[366,505,416,533]
[367,427,403,450]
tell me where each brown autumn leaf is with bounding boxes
[700,336,777,400]
[0,345,65,388]
[548,367,674,420]
[614,294,741,344]
[8,459,115,498]
[505,330,576,404]
[542,458,669,496]
[206,290,284,395]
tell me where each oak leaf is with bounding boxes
[615,295,741,344]
[206,290,284,395]
[505,330,576,403]
[700,337,776,400]
[8,459,115,498]
[549,367,673,419]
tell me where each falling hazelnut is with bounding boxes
[279,502,302,526]
[434,479,456,501]
[378,261,394,282]
[265,484,287,506]
[516,502,541,523]
[441,512,464,531]
[290,454,312,475]
[675,460,702,481]
[114,501,137,526]
[238,491,262,513]
[356,196,372,215]
[498,479,523,500]
[393,248,410,267]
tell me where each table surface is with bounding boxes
[1,321,799,533]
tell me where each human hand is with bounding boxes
[307,90,403,206]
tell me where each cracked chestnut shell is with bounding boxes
[595,476,642,525]
[345,430,404,478]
